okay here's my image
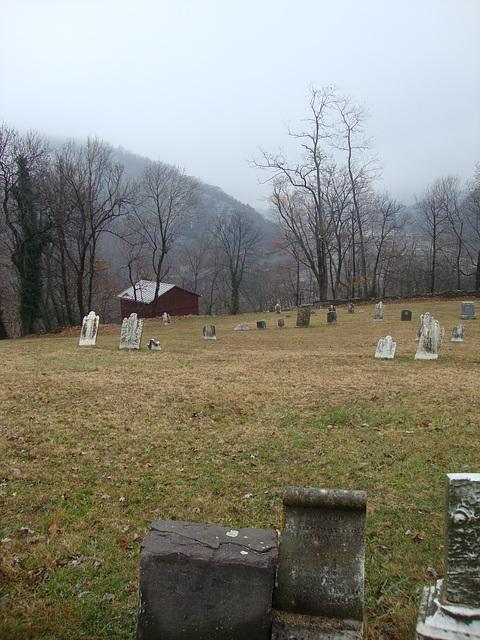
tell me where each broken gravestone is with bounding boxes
[415,312,445,360]
[272,486,366,640]
[136,520,278,640]
[119,313,143,350]
[460,301,476,320]
[257,321,267,330]
[296,307,311,327]
[203,324,216,340]
[373,301,384,321]
[401,309,412,322]
[416,314,424,341]
[415,473,480,640]
[79,311,99,346]
[375,335,397,359]
[163,312,171,325]
[234,323,250,331]
[147,339,161,351]
[451,324,465,342]
[327,309,337,324]
[348,303,355,314]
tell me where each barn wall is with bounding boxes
[120,287,199,319]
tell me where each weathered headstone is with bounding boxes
[415,474,480,640]
[401,309,412,321]
[416,314,424,341]
[275,303,281,314]
[415,312,445,360]
[296,307,311,328]
[257,320,267,329]
[327,310,337,324]
[203,324,216,340]
[79,311,99,346]
[234,323,250,331]
[451,324,465,342]
[272,486,366,640]
[147,339,161,351]
[137,520,278,640]
[119,313,143,350]
[460,301,476,320]
[375,335,397,359]
[162,312,171,325]
[348,303,355,314]
[278,319,285,328]
[373,301,384,321]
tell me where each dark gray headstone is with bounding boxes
[401,309,412,321]
[348,303,355,314]
[460,301,476,320]
[327,311,337,324]
[137,521,278,640]
[296,307,311,327]
[257,320,267,329]
[273,486,366,621]
[278,319,285,328]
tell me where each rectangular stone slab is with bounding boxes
[273,487,366,621]
[136,520,278,640]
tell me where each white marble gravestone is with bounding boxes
[460,301,476,320]
[375,335,397,359]
[373,301,384,321]
[147,338,161,351]
[119,313,143,350]
[203,324,216,340]
[451,324,465,342]
[415,312,444,360]
[416,314,424,341]
[162,312,171,325]
[234,323,250,331]
[79,311,99,346]
[415,474,480,640]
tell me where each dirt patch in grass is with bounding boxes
[1,300,479,639]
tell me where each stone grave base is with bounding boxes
[271,610,363,640]
[415,580,480,640]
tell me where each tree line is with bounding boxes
[0,86,478,337]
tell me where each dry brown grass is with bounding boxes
[0,299,479,639]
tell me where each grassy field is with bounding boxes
[0,299,479,639]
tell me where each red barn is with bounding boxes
[117,280,200,319]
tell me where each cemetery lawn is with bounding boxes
[0,299,478,640]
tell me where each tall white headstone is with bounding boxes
[373,301,384,321]
[79,311,99,346]
[119,313,143,350]
[415,313,444,360]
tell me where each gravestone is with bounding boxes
[460,301,476,320]
[401,309,412,321]
[203,324,216,340]
[415,312,445,360]
[272,486,366,640]
[375,335,397,359]
[137,520,278,640]
[373,301,384,321]
[327,310,337,324]
[296,307,311,327]
[275,303,281,314]
[278,319,285,328]
[257,320,267,330]
[119,313,143,350]
[451,324,465,342]
[415,474,480,640]
[416,314,424,341]
[234,323,250,331]
[79,311,99,346]
[163,312,171,325]
[147,339,161,351]
[348,303,355,314]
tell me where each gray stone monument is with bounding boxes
[416,314,425,341]
[79,311,99,346]
[401,309,412,321]
[460,301,476,320]
[348,303,355,314]
[373,301,384,321]
[147,339,161,351]
[375,335,397,359]
[327,310,337,324]
[272,486,366,640]
[415,312,445,360]
[296,307,311,328]
[275,303,282,314]
[162,312,171,325]
[257,320,267,330]
[451,324,466,342]
[278,319,285,328]
[119,313,143,350]
[234,323,250,331]
[203,324,216,340]
[415,474,480,640]
[137,520,278,640]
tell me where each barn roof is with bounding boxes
[117,280,199,304]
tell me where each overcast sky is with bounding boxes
[1,0,479,210]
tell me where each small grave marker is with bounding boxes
[79,311,99,346]
[401,309,412,321]
[257,320,267,329]
[278,319,285,328]
[203,324,216,340]
[375,335,397,359]
[460,301,476,320]
[275,303,281,314]
[451,324,465,342]
[147,339,161,351]
[348,303,355,314]
[234,323,250,331]
[162,312,171,325]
